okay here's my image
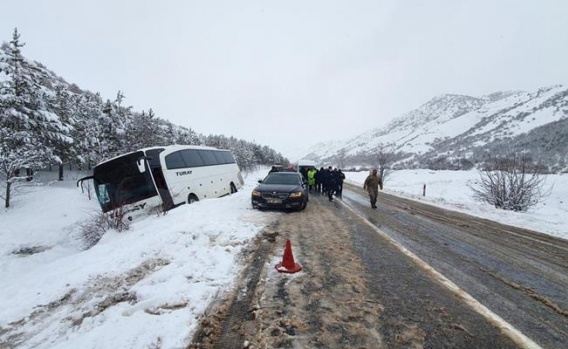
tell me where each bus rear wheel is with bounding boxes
[230,183,238,194]
[187,194,199,204]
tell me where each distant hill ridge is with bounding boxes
[299,85,568,173]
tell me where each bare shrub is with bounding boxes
[80,211,130,249]
[469,152,550,211]
[108,203,130,231]
[366,143,401,187]
[80,214,109,249]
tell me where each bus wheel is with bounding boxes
[230,183,238,194]
[187,194,199,204]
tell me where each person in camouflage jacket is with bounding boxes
[363,169,382,208]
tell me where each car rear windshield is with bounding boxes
[264,173,301,185]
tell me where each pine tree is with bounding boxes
[1,29,46,207]
[95,91,133,158]
[50,85,76,179]
[124,109,164,150]
[0,28,70,207]
[73,92,106,169]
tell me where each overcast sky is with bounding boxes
[2,0,568,159]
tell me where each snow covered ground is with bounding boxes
[345,169,568,240]
[1,168,566,348]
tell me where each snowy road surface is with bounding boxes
[190,185,568,348]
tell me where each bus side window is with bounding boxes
[181,149,205,167]
[213,151,226,164]
[221,151,236,164]
[198,150,218,166]
[165,152,186,169]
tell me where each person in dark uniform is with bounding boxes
[326,166,337,201]
[315,167,324,194]
[321,167,328,195]
[336,169,346,198]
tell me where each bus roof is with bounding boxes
[139,145,223,152]
[96,145,229,166]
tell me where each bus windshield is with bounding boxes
[93,151,159,212]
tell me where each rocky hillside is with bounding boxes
[300,85,568,173]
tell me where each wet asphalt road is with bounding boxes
[341,183,568,348]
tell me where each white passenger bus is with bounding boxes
[77,145,244,215]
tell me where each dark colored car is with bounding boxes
[251,171,308,210]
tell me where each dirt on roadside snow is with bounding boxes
[190,195,387,348]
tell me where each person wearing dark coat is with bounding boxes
[315,167,324,193]
[300,167,309,182]
[326,166,338,201]
[336,169,346,197]
[320,167,328,194]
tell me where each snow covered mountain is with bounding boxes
[299,85,568,172]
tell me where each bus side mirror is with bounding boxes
[76,175,94,191]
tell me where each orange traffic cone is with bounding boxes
[275,239,302,273]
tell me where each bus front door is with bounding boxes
[152,167,174,210]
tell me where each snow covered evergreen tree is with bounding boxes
[124,109,164,150]
[49,85,76,180]
[98,92,129,158]
[0,28,70,207]
[73,92,106,169]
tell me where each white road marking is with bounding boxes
[339,199,543,349]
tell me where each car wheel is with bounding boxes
[188,194,199,204]
[300,199,307,211]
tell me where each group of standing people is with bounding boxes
[302,166,383,207]
[301,166,345,202]
[270,164,383,208]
